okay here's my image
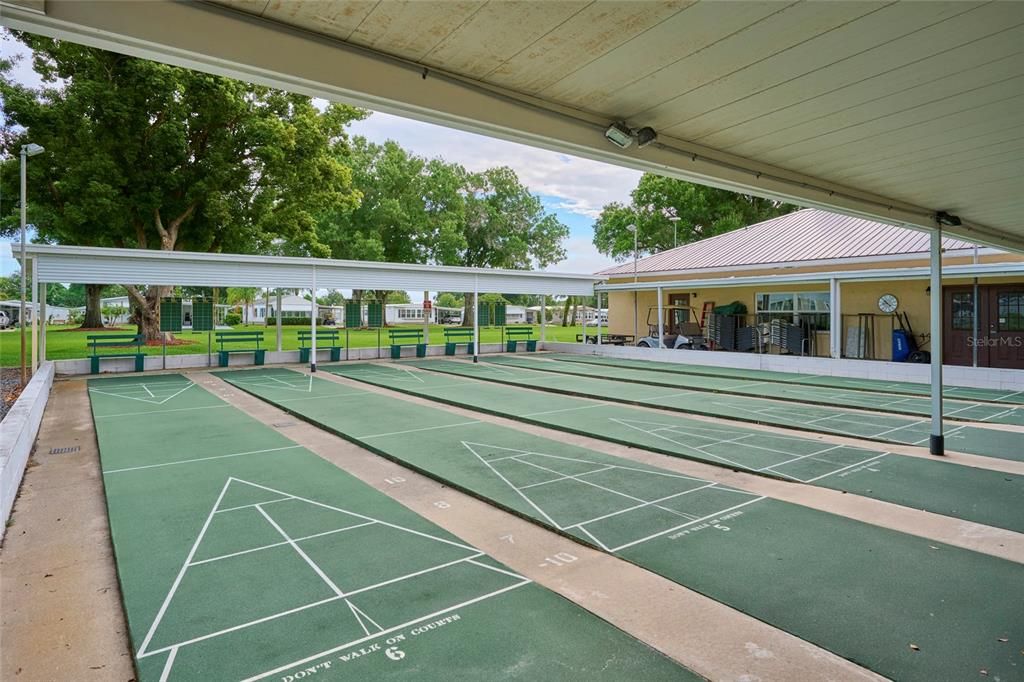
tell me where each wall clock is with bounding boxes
[878,294,899,313]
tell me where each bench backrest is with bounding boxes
[88,334,143,351]
[215,331,263,348]
[444,328,474,340]
[388,329,423,342]
[505,327,533,339]
[298,330,340,345]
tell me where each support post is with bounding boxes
[310,268,317,372]
[276,290,283,352]
[972,244,979,367]
[929,229,944,455]
[423,290,430,345]
[596,291,602,346]
[473,276,480,363]
[31,259,38,373]
[39,281,46,363]
[540,294,547,343]
[829,277,841,359]
[656,286,664,348]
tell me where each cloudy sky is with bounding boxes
[1,32,639,279]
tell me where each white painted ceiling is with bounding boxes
[3,0,1022,249]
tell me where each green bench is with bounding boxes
[216,331,265,367]
[88,334,145,374]
[298,330,343,363]
[505,326,537,352]
[443,328,475,355]
[389,329,427,359]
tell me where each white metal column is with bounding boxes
[39,280,46,363]
[31,259,38,372]
[310,268,318,372]
[422,290,430,345]
[276,290,283,352]
[929,229,944,455]
[540,294,546,343]
[829,277,842,359]
[656,287,664,347]
[472,276,479,363]
[596,291,602,346]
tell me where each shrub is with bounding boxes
[224,313,242,326]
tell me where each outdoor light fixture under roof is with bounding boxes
[604,122,634,149]
[604,122,658,150]
[634,126,657,148]
[935,211,962,227]
[22,143,44,156]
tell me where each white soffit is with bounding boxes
[19,244,600,296]
[2,1,1022,251]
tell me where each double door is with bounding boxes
[944,285,1024,369]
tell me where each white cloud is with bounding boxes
[544,237,615,275]
[348,112,640,220]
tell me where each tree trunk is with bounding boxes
[82,284,105,328]
[127,285,164,342]
[561,296,572,327]
[462,292,475,328]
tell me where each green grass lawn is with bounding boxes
[0,323,588,366]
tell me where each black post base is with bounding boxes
[929,434,944,456]
[310,363,317,373]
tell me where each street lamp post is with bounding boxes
[627,223,638,342]
[19,142,45,385]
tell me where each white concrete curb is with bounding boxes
[1,361,55,537]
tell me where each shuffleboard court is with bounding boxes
[548,352,1024,405]
[220,367,1024,682]
[329,362,1024,535]
[88,374,694,681]
[403,358,1023,462]
[480,355,1024,426]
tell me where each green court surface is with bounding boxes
[218,367,1024,682]
[483,355,1024,426]
[87,374,693,681]
[405,358,1023,462]
[549,352,1024,405]
[328,363,1024,535]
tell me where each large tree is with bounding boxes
[593,174,797,261]
[318,141,568,325]
[0,33,365,339]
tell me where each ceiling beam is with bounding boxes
[3,0,1021,252]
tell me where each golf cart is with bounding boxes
[637,306,707,349]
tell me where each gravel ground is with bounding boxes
[1,367,29,421]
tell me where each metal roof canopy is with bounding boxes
[596,261,1024,292]
[2,0,1022,252]
[17,244,600,296]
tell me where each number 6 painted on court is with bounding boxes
[385,646,405,661]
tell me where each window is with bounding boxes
[998,292,1024,331]
[397,308,422,320]
[756,292,830,330]
[951,292,974,331]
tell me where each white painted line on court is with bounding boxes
[518,465,617,490]
[341,553,487,600]
[611,418,749,470]
[801,453,891,484]
[576,525,612,552]
[137,479,234,657]
[102,446,303,475]
[258,505,346,596]
[361,421,480,439]
[567,482,723,529]
[189,522,378,567]
[609,497,767,553]
[347,600,383,636]
[463,442,565,530]
[158,646,178,682]
[215,497,293,514]
[95,403,233,419]
[239,580,532,682]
